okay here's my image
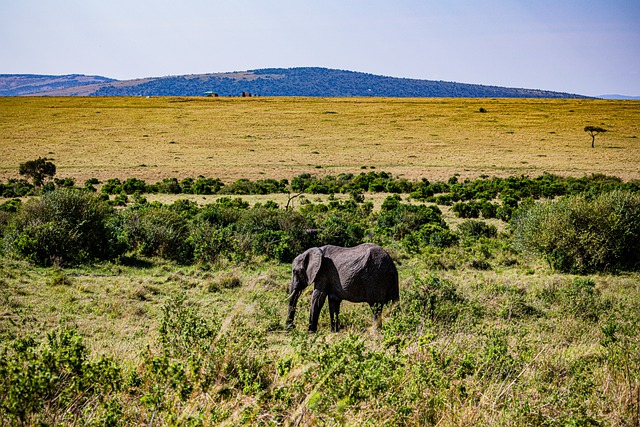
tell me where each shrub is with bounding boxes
[253,229,296,262]
[54,177,75,188]
[0,179,35,198]
[4,189,119,266]
[451,201,481,218]
[199,200,245,228]
[511,191,640,273]
[316,213,366,248]
[0,199,21,213]
[122,177,148,194]
[190,222,235,264]
[111,192,128,206]
[155,177,182,194]
[403,223,458,253]
[170,198,200,219]
[0,329,122,426]
[120,205,193,263]
[457,220,497,240]
[235,206,312,262]
[479,200,498,219]
[192,176,224,194]
[100,178,122,195]
[377,197,445,239]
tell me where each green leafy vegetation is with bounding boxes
[2,189,119,266]
[511,190,640,273]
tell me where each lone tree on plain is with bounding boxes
[19,157,56,187]
[584,125,607,148]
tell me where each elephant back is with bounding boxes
[326,243,398,304]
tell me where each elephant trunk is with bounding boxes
[286,289,302,330]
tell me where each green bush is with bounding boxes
[101,178,122,195]
[3,189,119,266]
[403,223,458,253]
[451,201,481,218]
[122,177,148,194]
[0,329,122,426]
[192,176,224,194]
[190,222,235,264]
[316,213,366,248]
[253,229,296,262]
[511,191,640,273]
[155,177,182,194]
[235,206,312,261]
[457,219,497,240]
[377,196,445,239]
[121,206,193,263]
[199,199,246,228]
[0,179,35,198]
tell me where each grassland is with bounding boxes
[2,240,639,425]
[1,97,639,185]
[1,97,639,426]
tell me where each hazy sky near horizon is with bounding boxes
[1,0,639,96]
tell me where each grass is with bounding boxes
[1,241,639,425]
[1,97,639,185]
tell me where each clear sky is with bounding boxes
[1,0,639,96]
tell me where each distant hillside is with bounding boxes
[0,74,116,96]
[3,68,589,98]
[599,94,640,100]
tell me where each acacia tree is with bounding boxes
[584,126,607,148]
[19,157,56,187]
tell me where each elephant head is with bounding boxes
[286,247,322,329]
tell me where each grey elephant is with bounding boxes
[286,243,399,332]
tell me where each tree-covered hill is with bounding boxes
[91,68,587,98]
[3,68,589,98]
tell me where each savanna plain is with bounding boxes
[0,97,639,426]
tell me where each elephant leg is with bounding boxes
[371,303,383,330]
[329,298,342,332]
[286,290,301,330]
[308,289,327,333]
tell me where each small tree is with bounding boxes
[18,157,56,187]
[584,126,607,148]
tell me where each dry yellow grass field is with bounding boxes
[1,96,638,184]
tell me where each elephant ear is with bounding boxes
[305,247,323,284]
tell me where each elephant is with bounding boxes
[286,243,399,332]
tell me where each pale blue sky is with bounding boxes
[1,0,638,96]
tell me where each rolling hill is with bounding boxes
[0,74,116,96]
[2,68,588,98]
